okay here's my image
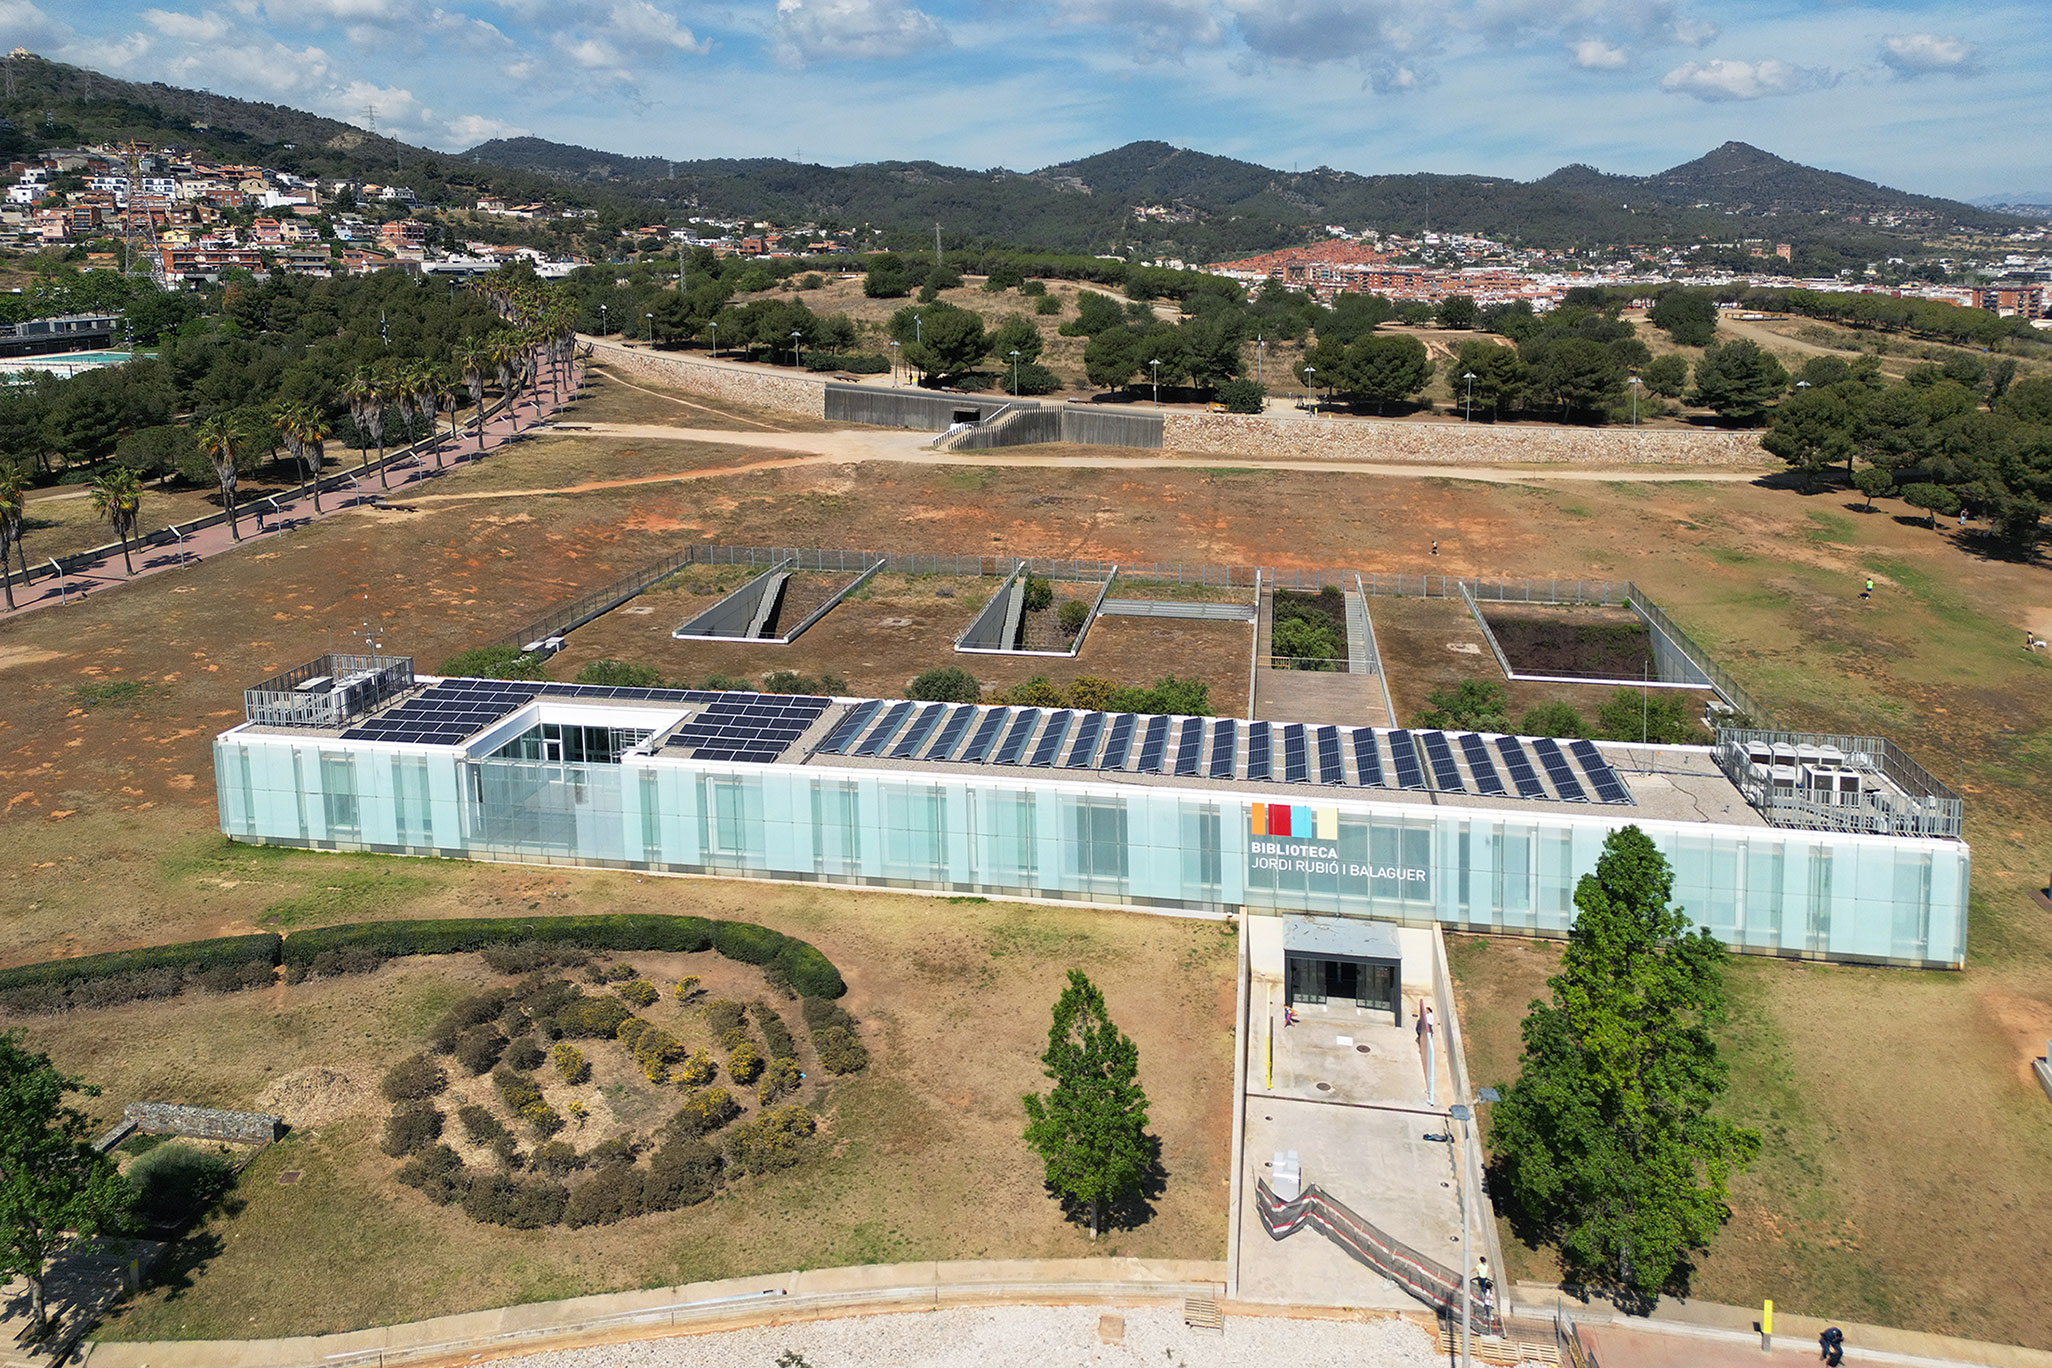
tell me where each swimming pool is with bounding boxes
[0,350,142,381]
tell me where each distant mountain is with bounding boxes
[1974,192,2052,208]
[464,135,2025,261]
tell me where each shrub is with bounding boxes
[1010,362,1061,395]
[440,645,547,681]
[451,1103,502,1146]
[812,1025,869,1075]
[576,659,664,688]
[530,1139,586,1178]
[553,1043,590,1084]
[726,1106,817,1176]
[604,963,640,983]
[751,1002,797,1060]
[0,933,281,1012]
[1056,599,1090,635]
[521,1102,566,1139]
[553,994,635,1038]
[673,975,704,1004]
[726,1042,765,1086]
[704,998,751,1051]
[129,1142,237,1225]
[631,1024,688,1083]
[381,1054,449,1102]
[480,941,588,974]
[1034,294,1062,315]
[906,666,981,703]
[643,1138,721,1210]
[1595,691,1709,745]
[493,1067,543,1114]
[618,979,658,1007]
[677,1050,717,1086]
[454,1025,508,1075]
[514,974,581,1021]
[395,1144,467,1205]
[1217,378,1266,413]
[428,990,514,1053]
[280,914,719,973]
[616,1017,652,1052]
[757,1056,802,1105]
[588,1135,639,1166]
[504,1037,546,1072]
[1519,700,1587,738]
[382,1104,444,1158]
[668,1087,741,1139]
[1416,680,1511,733]
[463,1174,569,1229]
[564,1162,644,1227]
[1020,574,1053,612]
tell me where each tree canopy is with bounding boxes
[1022,969,1153,1238]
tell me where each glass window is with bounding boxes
[319,752,359,838]
[1180,803,1221,895]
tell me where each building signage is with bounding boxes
[1247,802,1430,892]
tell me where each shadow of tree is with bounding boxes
[1040,1133,1168,1234]
[1481,1150,1704,1317]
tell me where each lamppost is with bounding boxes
[1009,349,1022,396]
[1150,358,1160,406]
[888,339,900,385]
[1303,365,1316,413]
[708,320,718,358]
[1446,1087,1502,1368]
[1256,335,1266,386]
[790,329,802,368]
[1463,370,1477,423]
[1628,374,1643,427]
[644,312,653,344]
[599,303,608,336]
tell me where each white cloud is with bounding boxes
[1224,0,1434,68]
[1053,0,1222,62]
[1880,33,1976,78]
[0,0,70,48]
[1569,37,1627,69]
[603,0,703,51]
[141,7,236,42]
[444,111,527,145]
[774,0,947,66]
[1660,56,1831,101]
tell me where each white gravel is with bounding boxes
[498,1304,1444,1368]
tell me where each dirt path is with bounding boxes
[584,365,791,431]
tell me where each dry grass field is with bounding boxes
[2,365,2050,1344]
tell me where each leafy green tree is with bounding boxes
[907,666,982,702]
[1062,290,1126,338]
[1338,333,1433,414]
[1216,379,1266,414]
[1760,381,1868,486]
[0,1034,136,1333]
[1689,340,1789,424]
[862,253,913,299]
[1415,679,1510,732]
[1451,340,1525,418]
[1518,700,1586,738]
[894,302,989,383]
[1320,292,1395,345]
[1435,295,1479,330]
[1595,691,1707,745]
[1526,337,1626,422]
[0,469,25,610]
[1490,828,1759,1302]
[990,314,1043,367]
[1020,574,1054,612]
[1022,970,1153,1239]
[1647,290,1718,347]
[1083,328,1145,392]
[1851,466,1893,511]
[1898,481,1961,528]
[1642,354,1689,400]
[577,659,663,687]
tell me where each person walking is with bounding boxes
[1861,577,1874,601]
[1431,539,1439,556]
[1819,1325,1845,1366]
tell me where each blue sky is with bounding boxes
[8,0,2048,199]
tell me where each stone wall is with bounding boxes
[126,1102,283,1144]
[584,338,827,419]
[1160,410,1767,466]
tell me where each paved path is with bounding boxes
[0,360,583,622]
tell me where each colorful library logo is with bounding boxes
[1249,803,1338,842]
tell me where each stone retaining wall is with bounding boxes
[1160,410,1768,466]
[584,337,826,419]
[125,1102,283,1144]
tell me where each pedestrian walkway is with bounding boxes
[0,360,582,622]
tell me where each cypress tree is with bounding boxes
[1022,969,1152,1238]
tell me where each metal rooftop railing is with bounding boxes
[1713,727,1963,839]
[245,654,415,729]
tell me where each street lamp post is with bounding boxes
[888,340,900,385]
[1256,335,1265,386]
[709,321,718,358]
[1303,365,1316,413]
[1150,358,1160,407]
[1010,348,1021,396]
[1628,374,1643,427]
[599,303,608,336]
[644,312,653,344]
[791,330,802,368]
[1463,370,1476,423]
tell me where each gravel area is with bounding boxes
[498,1305,1444,1368]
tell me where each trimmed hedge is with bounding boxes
[0,934,282,1012]
[282,915,718,968]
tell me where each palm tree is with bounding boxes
[343,368,384,485]
[490,334,519,431]
[0,468,26,610]
[194,414,242,541]
[431,373,460,466]
[455,339,490,452]
[274,401,325,513]
[89,468,143,575]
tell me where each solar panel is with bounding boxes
[1532,737,1589,802]
[1388,730,1427,791]
[665,692,832,765]
[852,701,912,757]
[1421,731,1466,792]
[1351,728,1383,787]
[1459,733,1507,796]
[1171,717,1203,776]
[1282,724,1309,783]
[1316,726,1344,785]
[888,703,947,759]
[992,710,1040,765]
[1029,710,1075,767]
[1245,722,1272,781]
[1208,719,1238,780]
[1494,736,1546,798]
[924,704,977,761]
[1135,716,1172,774]
[1064,711,1105,769]
[961,707,1010,762]
[1567,739,1634,804]
[1097,714,1135,770]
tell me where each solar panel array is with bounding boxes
[340,678,731,746]
[810,702,1635,805]
[663,693,830,764]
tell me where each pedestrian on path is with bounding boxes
[1431,539,1439,556]
[1819,1325,1845,1366]
[1861,577,1873,601]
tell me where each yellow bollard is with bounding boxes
[1761,1299,1773,1353]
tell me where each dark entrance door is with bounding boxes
[1285,953,1400,1020]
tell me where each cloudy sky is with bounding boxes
[8,0,2048,199]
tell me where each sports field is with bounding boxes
[2,365,2048,1344]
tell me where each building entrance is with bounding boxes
[1285,951,1399,1020]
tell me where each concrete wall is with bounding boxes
[825,384,1010,431]
[1161,410,1766,467]
[585,338,826,419]
[126,1102,283,1144]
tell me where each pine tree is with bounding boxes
[1022,970,1152,1238]
[1490,827,1759,1302]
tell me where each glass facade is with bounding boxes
[214,734,1971,969]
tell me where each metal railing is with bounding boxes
[1713,727,1963,839]
[245,653,413,728]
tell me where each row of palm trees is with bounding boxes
[0,295,583,611]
